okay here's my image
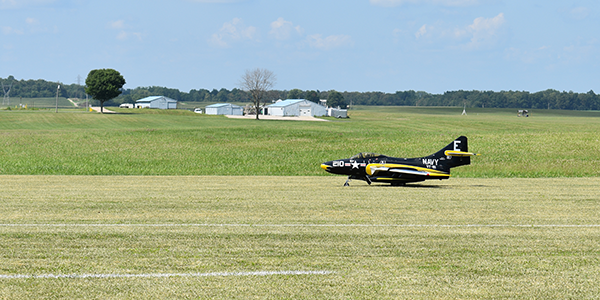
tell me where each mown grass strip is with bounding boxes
[1,176,600,298]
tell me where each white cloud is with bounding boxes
[187,0,246,3]
[466,13,505,49]
[115,31,142,41]
[415,24,429,38]
[1,17,46,35]
[306,34,353,50]
[25,18,39,25]
[116,31,128,41]
[0,0,55,9]
[109,20,125,30]
[1,26,23,35]
[392,28,404,37]
[269,17,303,40]
[107,20,141,41]
[414,13,505,50]
[267,17,351,51]
[569,7,589,21]
[370,0,478,7]
[209,18,258,48]
[0,0,17,9]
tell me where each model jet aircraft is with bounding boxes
[321,136,479,186]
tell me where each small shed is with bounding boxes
[266,99,327,117]
[135,96,178,109]
[327,107,348,118]
[205,103,243,115]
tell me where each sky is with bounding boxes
[1,0,599,94]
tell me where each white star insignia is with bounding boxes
[351,161,360,169]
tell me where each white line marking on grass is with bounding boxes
[1,223,600,228]
[0,270,335,279]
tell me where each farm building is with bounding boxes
[266,99,327,117]
[205,103,243,115]
[135,96,178,109]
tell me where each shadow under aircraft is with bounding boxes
[321,136,479,186]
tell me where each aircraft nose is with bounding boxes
[321,161,332,172]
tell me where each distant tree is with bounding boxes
[230,88,249,102]
[85,69,126,113]
[327,90,346,108]
[287,88,303,99]
[305,90,319,103]
[239,68,276,120]
[216,88,229,102]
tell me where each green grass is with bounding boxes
[1,107,599,298]
[1,176,599,299]
[1,106,599,177]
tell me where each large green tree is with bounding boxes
[286,88,303,99]
[85,69,126,113]
[305,90,319,103]
[327,90,346,108]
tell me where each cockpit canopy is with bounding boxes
[350,152,384,160]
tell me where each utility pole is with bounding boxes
[55,84,60,113]
[77,75,83,100]
[1,80,12,106]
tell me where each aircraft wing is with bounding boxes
[366,164,449,178]
[388,168,431,176]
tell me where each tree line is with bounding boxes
[1,76,82,99]
[2,76,599,110]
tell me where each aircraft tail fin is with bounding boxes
[426,136,478,172]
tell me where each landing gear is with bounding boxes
[344,175,372,187]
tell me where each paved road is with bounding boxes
[90,107,115,113]
[225,115,328,121]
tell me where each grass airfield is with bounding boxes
[1,106,600,298]
[2,176,600,299]
[1,106,599,177]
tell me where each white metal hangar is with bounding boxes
[205,103,244,115]
[266,99,327,117]
[135,96,178,109]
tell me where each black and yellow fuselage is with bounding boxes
[320,136,477,186]
[321,154,451,185]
